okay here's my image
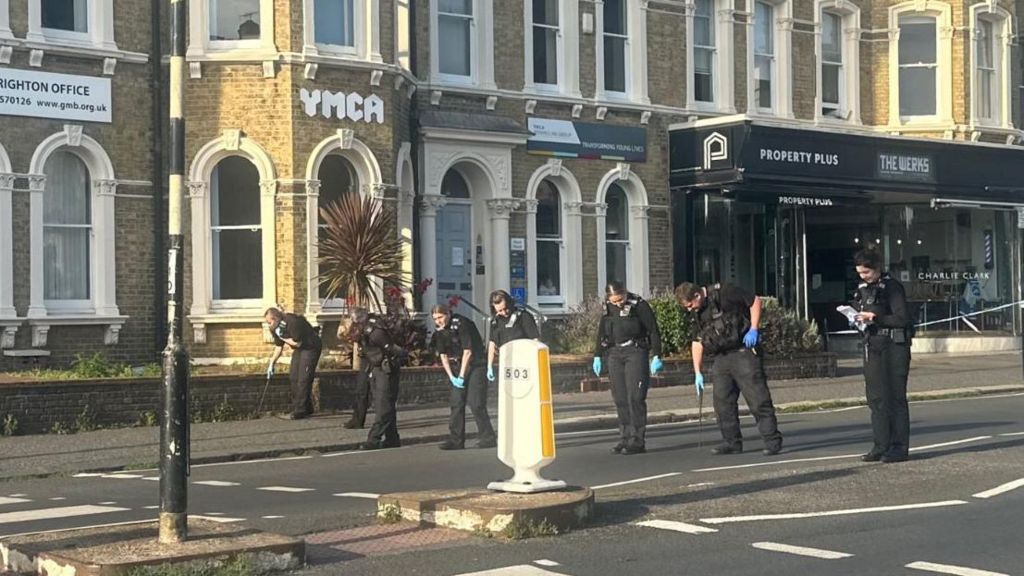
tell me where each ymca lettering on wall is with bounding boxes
[299,88,385,123]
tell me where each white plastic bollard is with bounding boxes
[487,339,567,494]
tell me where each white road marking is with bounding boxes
[906,561,1009,576]
[144,505,158,510]
[0,519,152,539]
[190,455,313,469]
[72,473,104,478]
[0,505,129,525]
[48,497,66,501]
[453,566,567,576]
[700,500,969,524]
[98,501,118,505]
[334,492,380,499]
[999,431,1024,437]
[202,512,225,516]
[687,483,714,488]
[191,515,245,524]
[752,542,853,559]
[972,478,1024,499]
[143,477,160,481]
[636,520,718,534]
[694,454,858,472]
[7,494,27,498]
[101,474,144,479]
[258,486,314,493]
[592,473,682,490]
[261,515,284,519]
[322,450,363,458]
[910,436,991,452]
[194,480,241,487]
[0,497,31,506]
[533,560,560,567]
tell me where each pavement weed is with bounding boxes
[123,555,262,576]
[377,503,403,523]
[500,518,559,540]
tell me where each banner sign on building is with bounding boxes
[0,68,112,123]
[527,118,647,162]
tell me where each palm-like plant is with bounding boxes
[318,192,408,312]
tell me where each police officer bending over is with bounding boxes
[486,289,540,382]
[346,308,403,451]
[851,249,912,463]
[264,308,322,420]
[592,282,663,455]
[676,282,782,456]
[432,304,498,450]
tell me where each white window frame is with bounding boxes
[187,134,277,343]
[969,4,1013,129]
[524,0,581,97]
[25,127,124,347]
[302,0,381,62]
[815,1,861,124]
[746,0,792,117]
[42,153,92,311]
[525,161,583,312]
[209,160,264,309]
[595,166,650,297]
[888,1,953,129]
[429,0,495,88]
[27,0,116,50]
[686,0,734,112]
[188,0,275,57]
[596,0,648,103]
[304,133,383,322]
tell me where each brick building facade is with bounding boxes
[2,0,1023,364]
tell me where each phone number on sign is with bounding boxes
[0,95,32,105]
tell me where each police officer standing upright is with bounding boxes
[264,307,323,420]
[346,307,403,450]
[592,282,663,455]
[486,290,540,383]
[675,281,782,456]
[851,248,912,463]
[431,304,498,450]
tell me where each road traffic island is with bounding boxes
[377,486,594,537]
[0,519,304,575]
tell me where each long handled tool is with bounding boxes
[697,389,704,449]
[256,373,273,415]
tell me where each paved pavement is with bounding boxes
[0,351,1021,480]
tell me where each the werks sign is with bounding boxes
[299,88,384,123]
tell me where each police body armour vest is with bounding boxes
[699,285,750,355]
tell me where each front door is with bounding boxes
[436,203,473,308]
[775,205,808,318]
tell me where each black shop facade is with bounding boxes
[669,118,1024,353]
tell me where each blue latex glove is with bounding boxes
[487,366,495,382]
[450,375,465,389]
[650,356,663,375]
[694,373,705,395]
[743,328,760,348]
[592,357,602,376]
[266,363,275,379]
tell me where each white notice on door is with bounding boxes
[452,247,464,266]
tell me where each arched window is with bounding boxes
[604,183,628,286]
[210,156,262,302]
[441,169,470,198]
[42,151,91,302]
[535,179,562,302]
[317,154,359,303]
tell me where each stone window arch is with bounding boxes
[524,160,583,310]
[595,166,650,296]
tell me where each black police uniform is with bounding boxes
[852,273,912,460]
[356,315,402,448]
[435,314,497,447]
[489,307,540,349]
[271,313,322,418]
[594,293,661,453]
[346,314,388,429]
[694,284,782,453]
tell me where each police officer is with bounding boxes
[347,307,403,450]
[486,289,540,382]
[264,307,322,420]
[431,304,497,450]
[338,315,372,430]
[675,281,782,456]
[592,282,663,455]
[851,249,912,463]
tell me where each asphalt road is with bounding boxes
[1,392,1023,575]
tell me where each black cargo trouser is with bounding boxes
[448,362,496,445]
[350,367,372,426]
[710,347,782,449]
[366,363,401,445]
[607,345,650,448]
[290,343,322,416]
[863,335,911,455]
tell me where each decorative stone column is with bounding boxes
[487,198,519,294]
[418,194,446,312]
[398,188,416,310]
[304,179,322,319]
[0,173,15,320]
[521,199,539,307]
[630,204,652,297]
[593,202,608,295]
[26,175,46,319]
[564,201,585,307]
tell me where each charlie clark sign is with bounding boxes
[0,68,112,123]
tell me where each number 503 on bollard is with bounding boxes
[487,339,567,494]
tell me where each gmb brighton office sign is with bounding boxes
[299,88,384,123]
[0,68,112,123]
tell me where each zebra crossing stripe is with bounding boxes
[0,505,129,525]
[0,497,31,506]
